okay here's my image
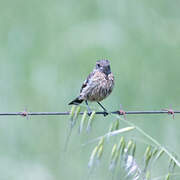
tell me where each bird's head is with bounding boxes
[95,60,111,75]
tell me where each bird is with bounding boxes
[68,60,114,115]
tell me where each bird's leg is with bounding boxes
[97,102,107,111]
[85,100,92,116]
[97,102,108,116]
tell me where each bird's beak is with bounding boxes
[105,66,111,75]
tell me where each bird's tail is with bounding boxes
[68,97,84,105]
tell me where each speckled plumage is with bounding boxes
[79,71,114,102]
[68,60,114,106]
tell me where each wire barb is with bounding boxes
[162,108,175,119]
[18,108,29,120]
[117,105,126,119]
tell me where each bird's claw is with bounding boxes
[88,111,108,117]
[87,111,92,116]
[103,111,108,117]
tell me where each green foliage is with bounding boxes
[87,111,96,132]
[68,108,180,180]
[79,110,87,133]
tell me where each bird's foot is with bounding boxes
[103,111,108,117]
[87,111,92,116]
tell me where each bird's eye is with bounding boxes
[97,63,101,68]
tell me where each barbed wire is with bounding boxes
[0,108,179,118]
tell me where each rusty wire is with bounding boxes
[0,109,178,118]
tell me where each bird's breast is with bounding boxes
[81,72,114,102]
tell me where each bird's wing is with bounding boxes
[80,71,95,93]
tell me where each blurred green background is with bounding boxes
[0,0,180,179]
